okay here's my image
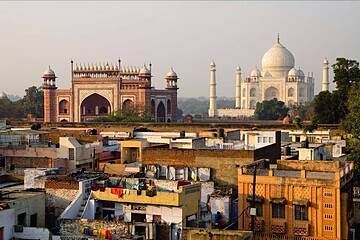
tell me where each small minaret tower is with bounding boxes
[322,58,329,92]
[165,68,178,90]
[235,66,241,108]
[42,66,57,123]
[208,61,217,117]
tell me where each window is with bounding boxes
[324,225,333,231]
[324,214,333,219]
[272,203,285,218]
[288,88,294,97]
[269,137,274,143]
[324,192,333,197]
[255,203,263,217]
[263,137,267,143]
[30,214,37,227]
[294,205,308,220]
[17,213,26,226]
[258,137,262,143]
[324,203,333,209]
[69,148,75,161]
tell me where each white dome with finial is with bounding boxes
[288,67,298,77]
[297,68,305,77]
[43,66,55,76]
[250,68,261,77]
[261,34,295,70]
[166,68,177,78]
[210,61,216,67]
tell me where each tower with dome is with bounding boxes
[209,35,317,118]
[42,60,178,123]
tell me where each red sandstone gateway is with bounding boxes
[42,61,178,123]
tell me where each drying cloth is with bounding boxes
[111,188,124,198]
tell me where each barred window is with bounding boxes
[295,205,308,220]
[69,148,75,161]
[272,203,285,218]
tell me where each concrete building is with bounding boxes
[42,61,178,123]
[238,160,354,239]
[59,177,201,240]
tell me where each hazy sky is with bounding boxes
[0,1,359,98]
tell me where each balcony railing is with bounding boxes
[293,221,309,236]
[271,219,287,234]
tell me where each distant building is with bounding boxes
[238,160,354,239]
[208,35,326,118]
[42,61,178,123]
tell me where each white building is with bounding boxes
[209,35,322,118]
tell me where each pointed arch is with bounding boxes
[156,101,166,122]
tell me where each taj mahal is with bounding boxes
[208,35,330,118]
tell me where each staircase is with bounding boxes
[76,194,89,219]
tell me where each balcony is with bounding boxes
[248,219,265,232]
[293,221,309,236]
[271,219,287,234]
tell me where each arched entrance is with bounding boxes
[59,100,69,114]
[264,87,279,100]
[122,99,134,112]
[80,93,111,121]
[151,99,155,119]
[156,102,166,122]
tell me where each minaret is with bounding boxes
[235,66,241,108]
[208,61,217,117]
[322,58,329,92]
[42,66,57,123]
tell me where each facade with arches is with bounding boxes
[212,35,315,118]
[42,61,178,123]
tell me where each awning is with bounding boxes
[246,195,264,203]
[270,198,287,204]
[292,199,310,206]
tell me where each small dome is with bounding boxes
[236,66,241,72]
[250,68,261,77]
[288,67,298,77]
[323,58,329,64]
[210,61,216,67]
[166,68,177,78]
[43,66,55,76]
[139,65,151,75]
[298,68,305,77]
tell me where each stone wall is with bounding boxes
[182,228,252,240]
[60,219,131,239]
[46,188,79,218]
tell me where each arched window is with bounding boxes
[299,88,304,97]
[167,99,171,114]
[288,88,294,97]
[264,87,279,100]
[250,88,256,97]
[99,106,108,114]
[250,100,257,109]
[59,100,69,114]
[122,99,134,111]
[151,99,155,117]
[80,93,111,117]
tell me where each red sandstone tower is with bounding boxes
[42,66,57,123]
[165,68,179,122]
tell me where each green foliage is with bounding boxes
[312,91,342,124]
[343,83,360,139]
[288,102,314,121]
[254,98,289,120]
[0,86,43,119]
[92,108,151,123]
[177,97,235,115]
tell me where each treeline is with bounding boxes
[0,86,43,119]
[178,97,235,115]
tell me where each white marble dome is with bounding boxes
[261,40,295,70]
[288,67,298,77]
[250,68,261,77]
[298,68,305,77]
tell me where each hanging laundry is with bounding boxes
[111,188,124,198]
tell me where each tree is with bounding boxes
[20,86,44,117]
[312,91,341,124]
[288,102,314,121]
[254,98,289,120]
[343,82,360,139]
